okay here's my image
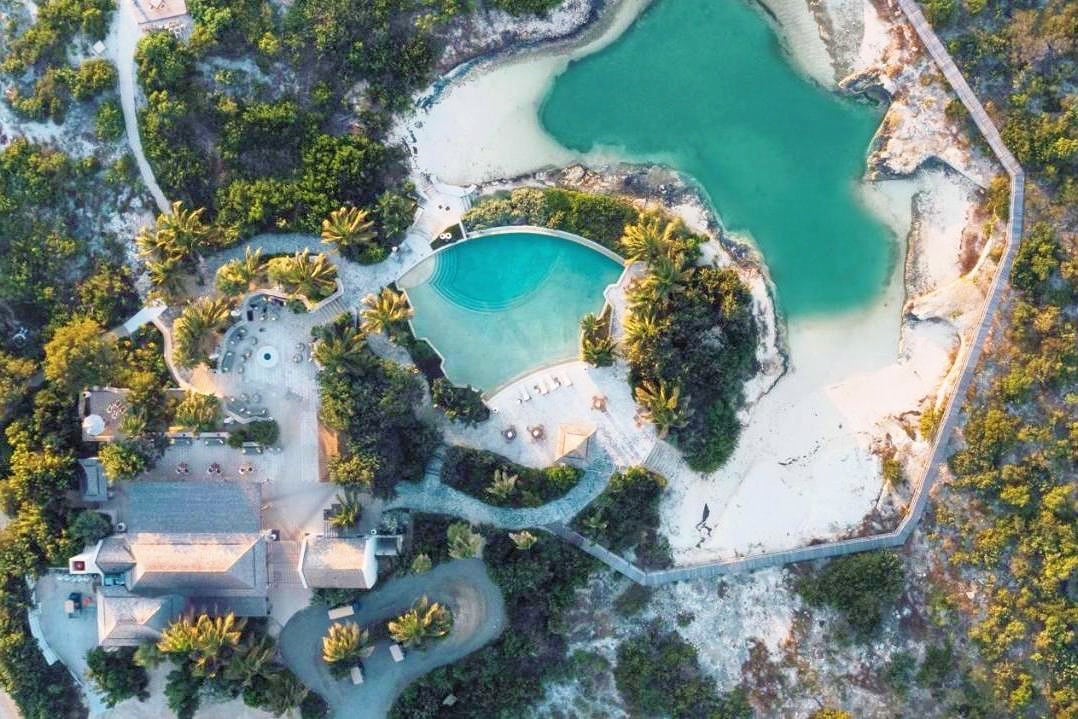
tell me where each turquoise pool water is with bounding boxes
[540,0,893,316]
[402,231,623,392]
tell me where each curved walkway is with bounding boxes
[278,559,506,719]
[111,0,169,213]
[385,450,616,529]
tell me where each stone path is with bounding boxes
[386,451,617,530]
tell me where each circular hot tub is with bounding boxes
[256,346,279,368]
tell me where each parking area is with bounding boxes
[31,573,100,695]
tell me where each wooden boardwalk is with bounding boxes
[548,0,1026,586]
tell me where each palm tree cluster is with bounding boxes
[446,522,484,560]
[172,296,233,368]
[266,250,338,302]
[321,622,373,668]
[321,206,380,261]
[619,213,699,439]
[157,613,245,678]
[387,596,453,648]
[215,248,266,297]
[360,287,413,336]
[579,311,617,367]
[137,202,222,297]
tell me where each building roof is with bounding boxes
[555,423,595,461]
[97,590,183,647]
[78,457,108,503]
[129,535,263,593]
[123,481,262,534]
[95,536,135,573]
[299,536,376,589]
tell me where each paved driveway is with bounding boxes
[278,559,506,718]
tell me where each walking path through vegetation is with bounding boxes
[278,559,505,719]
[386,450,618,529]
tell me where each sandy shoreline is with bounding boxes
[397,0,1004,564]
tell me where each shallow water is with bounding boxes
[403,232,623,391]
[540,0,892,316]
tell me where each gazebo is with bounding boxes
[555,423,595,463]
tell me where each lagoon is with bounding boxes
[539,0,892,316]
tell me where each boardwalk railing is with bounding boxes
[546,0,1026,586]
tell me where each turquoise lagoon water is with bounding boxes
[540,0,892,316]
[402,232,623,392]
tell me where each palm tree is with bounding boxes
[321,622,374,665]
[268,250,338,300]
[329,492,362,530]
[387,596,453,648]
[579,312,604,338]
[637,255,690,306]
[411,553,433,574]
[157,613,245,678]
[634,379,691,438]
[312,320,366,372]
[321,206,378,253]
[446,522,484,560]
[509,530,538,550]
[581,511,608,536]
[173,296,233,368]
[619,212,684,263]
[216,248,264,296]
[146,258,185,296]
[485,469,518,502]
[138,201,214,266]
[622,311,662,367]
[581,335,617,366]
[360,287,413,335]
[223,636,275,688]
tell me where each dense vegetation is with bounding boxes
[797,551,906,638]
[150,614,327,718]
[615,628,752,719]
[130,0,473,243]
[315,313,439,497]
[910,0,1076,715]
[391,528,598,717]
[462,186,639,250]
[618,213,759,471]
[440,446,582,507]
[574,466,672,569]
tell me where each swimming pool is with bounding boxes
[399,229,624,392]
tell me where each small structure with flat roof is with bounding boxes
[297,536,379,590]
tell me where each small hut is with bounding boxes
[555,423,596,463]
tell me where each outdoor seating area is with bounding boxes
[517,371,574,404]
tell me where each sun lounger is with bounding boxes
[389,644,405,662]
[327,604,354,620]
[350,665,364,685]
[563,373,573,387]
[519,388,531,402]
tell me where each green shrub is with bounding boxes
[798,551,906,637]
[431,378,490,426]
[86,647,149,707]
[614,629,752,719]
[440,447,583,507]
